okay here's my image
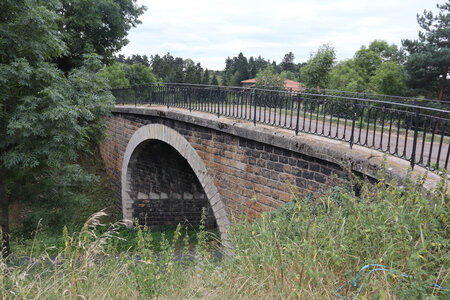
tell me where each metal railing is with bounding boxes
[111,83,450,172]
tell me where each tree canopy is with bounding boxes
[402,2,450,100]
[300,44,336,89]
[53,0,145,73]
[255,65,286,90]
[0,0,144,257]
[328,40,404,95]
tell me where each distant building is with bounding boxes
[241,78,305,93]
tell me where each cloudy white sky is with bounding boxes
[119,0,444,70]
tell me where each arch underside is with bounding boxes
[121,124,230,240]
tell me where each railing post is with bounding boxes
[189,87,192,112]
[295,93,301,135]
[166,86,169,109]
[411,106,420,169]
[217,86,220,118]
[350,99,357,148]
[253,89,257,126]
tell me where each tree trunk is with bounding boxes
[0,167,10,258]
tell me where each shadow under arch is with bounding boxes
[121,124,230,242]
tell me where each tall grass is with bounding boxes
[1,169,448,299]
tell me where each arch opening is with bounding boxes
[120,124,230,243]
[127,140,216,227]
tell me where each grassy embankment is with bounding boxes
[2,159,448,299]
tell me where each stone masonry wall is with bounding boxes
[100,109,345,221]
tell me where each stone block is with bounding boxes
[138,192,148,200]
[149,192,160,199]
[183,192,193,199]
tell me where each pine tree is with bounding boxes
[402,2,450,100]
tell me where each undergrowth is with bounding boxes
[1,168,448,299]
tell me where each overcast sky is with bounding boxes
[119,0,444,70]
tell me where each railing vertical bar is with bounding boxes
[253,90,257,125]
[410,107,420,168]
[380,106,386,151]
[435,120,446,170]
[394,111,401,156]
[387,108,393,153]
[427,119,437,168]
[402,113,411,159]
[295,93,301,135]
[419,117,428,165]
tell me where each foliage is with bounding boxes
[255,65,286,89]
[98,62,130,88]
[300,44,336,89]
[281,52,296,72]
[328,59,366,92]
[2,172,448,299]
[402,2,450,100]
[52,0,146,72]
[329,40,404,94]
[369,61,405,95]
[0,0,116,257]
[210,74,219,86]
[116,53,150,67]
[202,68,211,85]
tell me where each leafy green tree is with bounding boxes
[300,44,336,89]
[124,63,157,86]
[354,40,402,84]
[402,2,450,100]
[1,0,114,257]
[255,65,286,89]
[369,61,405,95]
[99,63,130,88]
[53,0,146,73]
[328,60,366,92]
[280,71,298,81]
[329,40,403,93]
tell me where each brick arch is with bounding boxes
[121,123,230,241]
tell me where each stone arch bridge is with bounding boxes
[100,105,443,241]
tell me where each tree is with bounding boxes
[202,69,211,85]
[300,44,336,89]
[328,40,403,93]
[402,2,450,100]
[0,0,114,257]
[328,59,366,92]
[281,52,296,72]
[99,63,130,88]
[369,61,405,95]
[354,40,402,85]
[255,65,286,90]
[124,63,157,86]
[52,0,146,73]
[210,75,219,86]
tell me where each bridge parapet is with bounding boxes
[111,83,449,173]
